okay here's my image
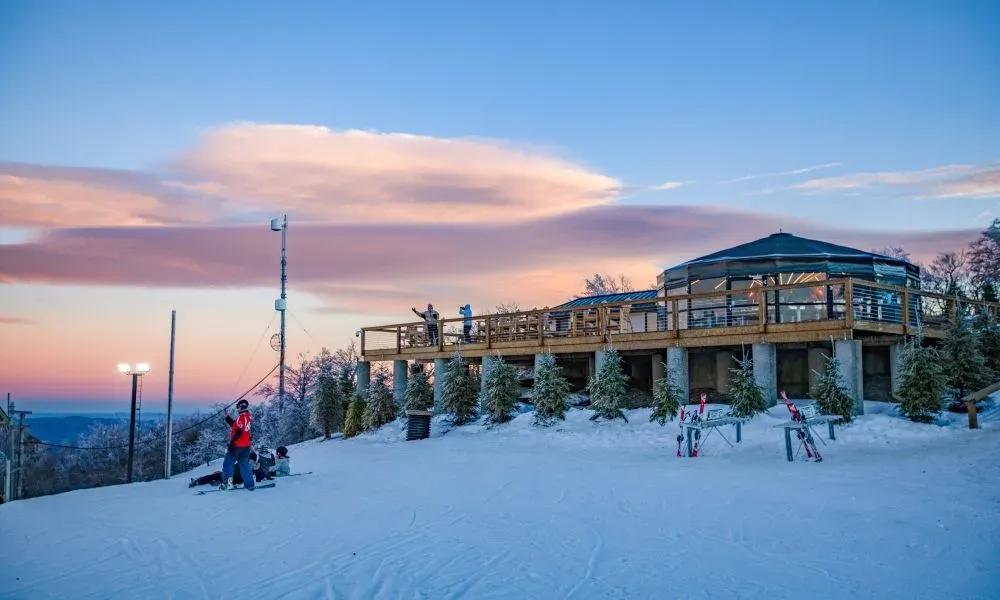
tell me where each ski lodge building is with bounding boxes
[358,232,1000,414]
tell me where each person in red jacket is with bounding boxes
[220,399,255,490]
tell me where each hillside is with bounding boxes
[1,401,998,599]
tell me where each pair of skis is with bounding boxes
[675,393,707,457]
[781,391,822,462]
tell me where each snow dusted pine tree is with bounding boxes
[480,355,519,425]
[312,374,346,439]
[588,348,628,422]
[975,311,1000,380]
[363,370,397,431]
[897,338,947,422]
[343,393,366,438]
[813,355,855,422]
[532,353,570,426]
[649,364,683,425]
[441,354,479,425]
[728,355,767,419]
[941,314,993,402]
[404,364,434,412]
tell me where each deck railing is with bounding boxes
[360,278,1000,355]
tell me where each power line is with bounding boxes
[24,363,279,452]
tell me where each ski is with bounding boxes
[781,391,822,462]
[196,483,276,495]
[676,405,686,457]
[278,471,313,478]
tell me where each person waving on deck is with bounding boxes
[412,303,440,346]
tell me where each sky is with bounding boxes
[1,1,998,412]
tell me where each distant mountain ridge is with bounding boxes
[26,414,166,444]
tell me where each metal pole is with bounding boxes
[4,393,11,502]
[165,310,176,479]
[15,408,26,499]
[278,214,287,412]
[126,374,138,483]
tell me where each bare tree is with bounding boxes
[494,302,521,314]
[871,246,911,262]
[581,273,635,297]
[924,251,970,296]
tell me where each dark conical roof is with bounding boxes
[674,232,901,268]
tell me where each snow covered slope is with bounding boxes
[2,401,999,599]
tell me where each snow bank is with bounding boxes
[1,400,998,599]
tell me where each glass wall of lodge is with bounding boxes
[665,272,846,329]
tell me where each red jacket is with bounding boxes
[228,410,252,447]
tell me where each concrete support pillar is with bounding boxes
[481,355,496,387]
[715,351,733,395]
[835,339,864,415]
[433,357,448,410]
[356,361,371,397]
[752,343,777,406]
[651,353,665,383]
[594,350,607,375]
[393,360,408,407]
[666,347,689,402]
[807,347,831,396]
[588,354,596,379]
[889,341,904,400]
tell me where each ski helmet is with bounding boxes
[236,399,249,411]
[276,446,288,457]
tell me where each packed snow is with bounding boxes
[2,399,999,599]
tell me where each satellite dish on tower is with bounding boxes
[270,333,282,352]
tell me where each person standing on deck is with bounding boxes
[412,304,440,346]
[220,399,255,491]
[459,304,473,343]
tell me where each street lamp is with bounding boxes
[270,215,288,411]
[118,362,150,483]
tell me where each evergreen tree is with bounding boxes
[728,355,767,419]
[588,348,629,422]
[312,374,346,439]
[363,370,397,431]
[441,354,480,425]
[974,312,1000,380]
[649,364,683,425]
[813,355,855,422]
[480,356,520,425]
[941,314,992,400]
[897,338,947,422]
[533,353,571,426]
[343,393,366,438]
[403,363,434,412]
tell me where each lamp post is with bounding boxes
[117,362,150,483]
[270,215,288,411]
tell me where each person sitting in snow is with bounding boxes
[220,399,255,490]
[189,450,264,488]
[274,446,291,476]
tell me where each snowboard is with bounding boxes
[196,482,276,495]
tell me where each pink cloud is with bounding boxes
[0,315,35,325]
[793,163,1000,198]
[0,205,977,313]
[177,123,621,224]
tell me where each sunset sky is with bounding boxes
[1,1,998,412]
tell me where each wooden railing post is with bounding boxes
[757,291,767,333]
[902,288,910,334]
[396,326,401,353]
[845,280,854,330]
[360,329,366,355]
[538,311,545,346]
[671,299,679,338]
[486,314,492,349]
[438,319,445,352]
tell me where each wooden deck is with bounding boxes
[360,278,999,361]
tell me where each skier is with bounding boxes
[412,304,440,346]
[459,304,473,343]
[221,399,255,490]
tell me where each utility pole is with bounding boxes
[4,393,11,502]
[8,399,31,501]
[126,373,138,483]
[165,310,176,479]
[271,215,288,411]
